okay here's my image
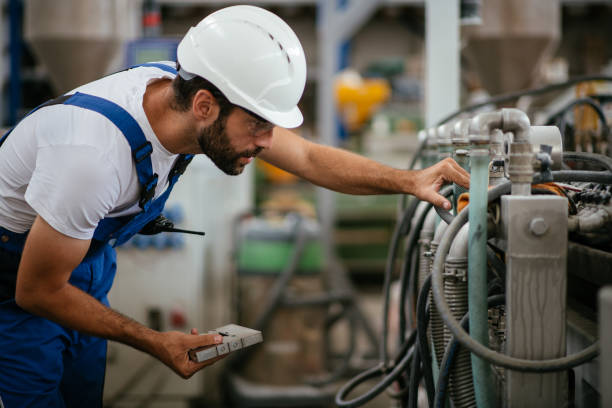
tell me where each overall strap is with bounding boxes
[1,62,182,212]
[62,92,158,211]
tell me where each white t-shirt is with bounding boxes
[0,62,179,239]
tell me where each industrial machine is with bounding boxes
[335,88,612,407]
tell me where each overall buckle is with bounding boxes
[133,141,153,164]
[139,173,158,209]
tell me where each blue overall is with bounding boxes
[0,63,192,407]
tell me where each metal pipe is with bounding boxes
[567,208,608,232]
[469,108,530,142]
[467,141,495,408]
[452,118,471,213]
[437,122,454,161]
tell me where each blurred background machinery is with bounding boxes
[2,0,612,407]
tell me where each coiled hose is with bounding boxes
[431,176,601,372]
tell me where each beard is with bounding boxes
[197,114,262,175]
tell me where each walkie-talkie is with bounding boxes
[139,215,205,236]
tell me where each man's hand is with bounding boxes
[16,216,225,379]
[409,158,470,209]
[152,329,225,379]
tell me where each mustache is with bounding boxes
[241,147,264,158]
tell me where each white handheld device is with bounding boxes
[188,324,263,363]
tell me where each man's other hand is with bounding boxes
[410,157,470,210]
[153,330,225,379]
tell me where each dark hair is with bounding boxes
[171,63,234,117]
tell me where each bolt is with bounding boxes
[529,217,549,236]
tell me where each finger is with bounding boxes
[191,328,199,335]
[442,159,470,188]
[190,353,227,372]
[194,333,224,347]
[425,190,452,210]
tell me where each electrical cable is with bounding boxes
[437,75,612,126]
[563,151,612,173]
[434,295,506,408]
[431,179,600,372]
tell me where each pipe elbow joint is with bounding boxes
[469,111,502,142]
[501,108,531,142]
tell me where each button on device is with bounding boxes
[228,339,242,352]
[216,343,230,355]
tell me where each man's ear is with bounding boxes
[192,89,218,124]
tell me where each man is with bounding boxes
[0,5,469,407]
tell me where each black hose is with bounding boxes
[398,187,453,359]
[435,205,455,224]
[437,75,612,125]
[398,202,432,346]
[307,308,358,387]
[486,245,506,283]
[552,170,612,184]
[434,295,506,408]
[335,331,417,408]
[545,98,611,154]
[407,344,422,408]
[563,151,612,173]
[416,275,435,407]
[381,198,420,367]
[431,180,599,372]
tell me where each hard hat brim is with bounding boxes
[247,104,304,129]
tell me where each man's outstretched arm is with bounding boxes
[259,127,470,209]
[15,216,223,379]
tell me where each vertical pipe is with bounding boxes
[452,123,470,214]
[467,145,495,408]
[316,0,339,261]
[425,0,459,127]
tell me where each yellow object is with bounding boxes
[456,183,569,213]
[256,159,298,184]
[335,70,391,132]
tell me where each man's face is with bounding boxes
[197,107,274,175]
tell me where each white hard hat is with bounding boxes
[177,5,307,129]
